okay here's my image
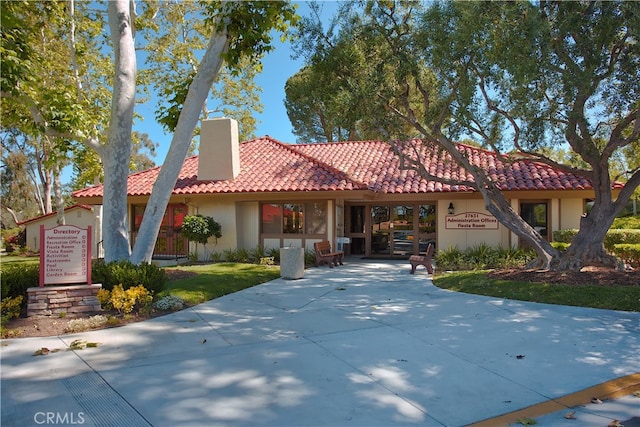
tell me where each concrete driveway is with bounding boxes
[2,259,638,426]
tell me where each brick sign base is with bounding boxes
[27,284,103,317]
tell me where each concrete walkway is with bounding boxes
[2,259,638,427]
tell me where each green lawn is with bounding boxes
[0,255,39,267]
[433,271,640,312]
[163,263,281,305]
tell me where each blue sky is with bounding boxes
[137,1,339,165]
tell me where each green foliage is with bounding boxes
[1,295,23,321]
[267,247,281,263]
[181,214,222,245]
[612,244,640,268]
[249,245,267,262]
[551,242,570,251]
[204,1,298,70]
[0,264,39,313]
[553,229,578,243]
[91,260,167,295]
[554,229,640,251]
[434,271,640,312]
[435,245,535,271]
[98,285,153,314]
[604,230,640,249]
[304,248,317,267]
[222,248,250,263]
[612,216,640,229]
[164,263,280,305]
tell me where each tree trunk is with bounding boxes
[54,166,65,225]
[103,0,136,262]
[130,26,229,264]
[479,186,559,270]
[552,202,623,271]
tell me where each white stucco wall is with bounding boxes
[194,200,239,261]
[25,207,99,254]
[237,201,260,250]
[559,198,584,230]
[437,199,509,251]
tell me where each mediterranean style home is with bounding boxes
[72,118,614,261]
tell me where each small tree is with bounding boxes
[180,214,222,260]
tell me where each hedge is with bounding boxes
[552,228,640,267]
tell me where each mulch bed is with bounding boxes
[488,268,640,287]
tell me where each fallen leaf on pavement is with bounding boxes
[563,411,576,419]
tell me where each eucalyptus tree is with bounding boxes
[296,0,639,270]
[140,1,264,142]
[128,1,298,263]
[1,0,111,224]
[2,0,297,262]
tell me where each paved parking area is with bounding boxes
[2,259,638,426]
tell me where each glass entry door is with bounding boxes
[371,206,391,255]
[369,204,436,257]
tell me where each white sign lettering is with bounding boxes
[39,225,92,286]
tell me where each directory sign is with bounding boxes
[39,225,92,286]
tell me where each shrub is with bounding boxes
[181,214,222,244]
[551,242,570,251]
[91,260,166,294]
[304,249,316,267]
[259,257,275,266]
[222,248,250,262]
[0,264,39,314]
[435,246,464,271]
[553,229,578,243]
[249,245,267,263]
[1,296,23,323]
[99,284,152,314]
[96,288,113,310]
[154,295,184,311]
[435,245,534,271]
[612,216,640,229]
[267,247,281,263]
[612,244,640,268]
[604,229,640,250]
[65,315,109,332]
[494,246,536,269]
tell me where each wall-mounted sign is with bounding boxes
[445,212,499,230]
[39,225,92,286]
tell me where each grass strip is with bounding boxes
[163,262,280,305]
[433,271,640,312]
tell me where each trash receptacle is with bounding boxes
[280,247,305,280]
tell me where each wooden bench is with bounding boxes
[409,244,434,274]
[314,241,344,268]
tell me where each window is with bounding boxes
[283,204,303,233]
[305,202,327,234]
[261,204,282,234]
[520,202,548,239]
[261,202,327,235]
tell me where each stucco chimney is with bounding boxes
[198,118,240,180]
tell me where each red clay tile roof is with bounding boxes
[72,137,600,199]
